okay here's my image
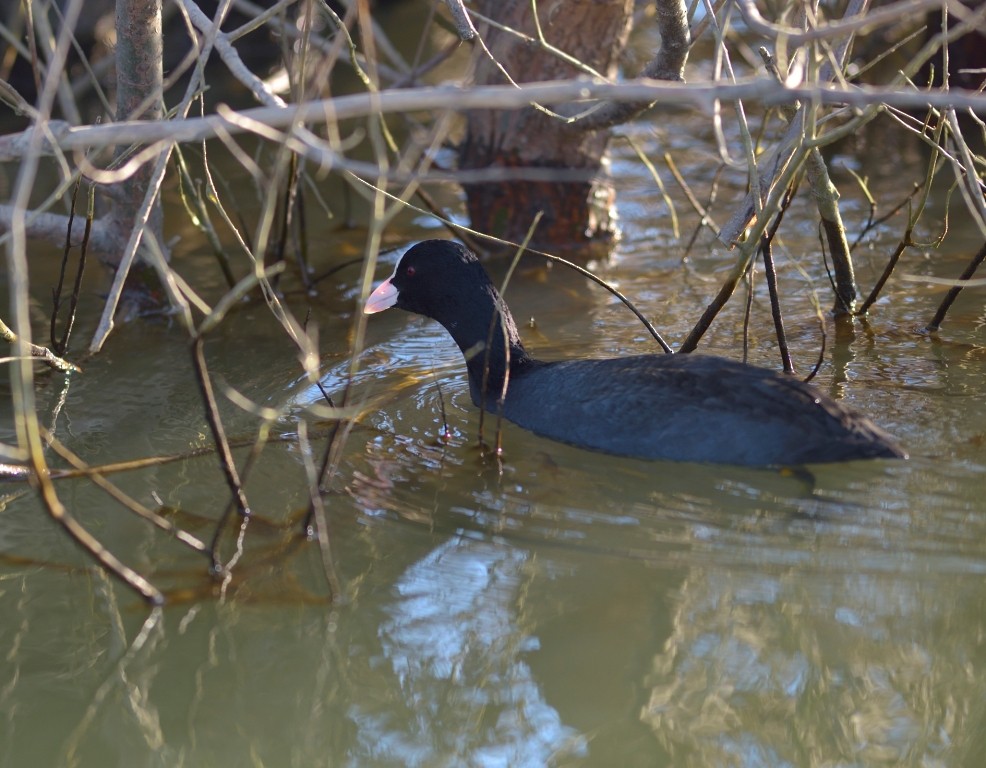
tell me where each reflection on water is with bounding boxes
[643,562,981,766]
[354,537,587,765]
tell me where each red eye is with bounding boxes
[406,266,416,277]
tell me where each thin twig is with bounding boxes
[858,115,946,313]
[926,241,986,331]
[476,213,541,454]
[42,428,210,557]
[50,179,92,356]
[760,232,793,374]
[664,151,720,238]
[298,420,342,598]
[191,337,252,569]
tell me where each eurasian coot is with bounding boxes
[364,240,906,466]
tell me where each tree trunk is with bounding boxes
[459,0,634,251]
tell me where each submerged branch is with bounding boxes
[0,317,81,373]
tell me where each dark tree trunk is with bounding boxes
[459,0,634,251]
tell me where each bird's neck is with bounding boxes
[444,293,531,409]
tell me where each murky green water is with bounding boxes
[4,13,986,768]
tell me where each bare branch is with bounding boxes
[561,0,691,130]
[736,0,947,46]
[444,0,477,41]
[718,0,986,247]
[7,78,986,165]
[0,318,81,373]
[0,119,73,161]
[179,0,287,108]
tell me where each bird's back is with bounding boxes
[494,354,904,466]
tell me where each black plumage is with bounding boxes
[365,240,906,466]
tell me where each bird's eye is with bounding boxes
[405,266,416,277]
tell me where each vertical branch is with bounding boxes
[565,0,690,129]
[50,179,92,356]
[926,241,986,331]
[298,420,342,597]
[806,149,856,313]
[92,0,238,353]
[756,0,867,316]
[114,0,164,125]
[191,337,252,568]
[108,0,165,266]
[760,234,794,374]
[810,0,871,313]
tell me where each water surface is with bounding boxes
[3,28,986,768]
